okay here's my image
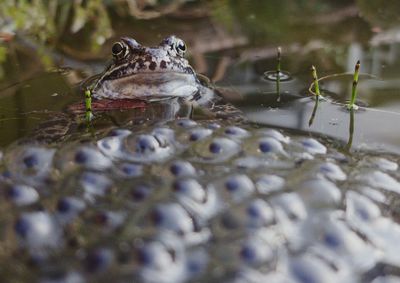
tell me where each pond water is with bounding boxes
[0,1,400,282]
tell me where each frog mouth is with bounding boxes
[97,63,195,83]
[92,72,200,100]
[118,71,195,83]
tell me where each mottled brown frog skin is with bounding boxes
[91,35,213,102]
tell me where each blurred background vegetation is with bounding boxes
[0,0,399,82]
[0,0,399,56]
[2,0,398,53]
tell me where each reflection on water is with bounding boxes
[308,95,320,127]
[346,107,355,151]
[0,0,399,150]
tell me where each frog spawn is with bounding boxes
[0,119,400,282]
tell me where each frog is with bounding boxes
[92,35,208,100]
[83,35,241,119]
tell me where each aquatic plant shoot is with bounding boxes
[276,47,281,99]
[348,60,360,110]
[311,65,321,97]
[85,89,94,122]
[277,47,281,74]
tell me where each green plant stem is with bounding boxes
[276,47,281,100]
[85,89,94,122]
[311,65,320,97]
[277,46,281,73]
[348,60,360,109]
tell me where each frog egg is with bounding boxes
[80,172,113,202]
[224,174,255,203]
[173,178,205,200]
[255,174,285,194]
[6,184,39,206]
[224,126,249,139]
[369,157,399,171]
[346,191,381,223]
[258,137,285,154]
[356,170,400,194]
[97,135,126,159]
[296,179,342,209]
[136,135,160,153]
[240,237,274,266]
[84,248,114,273]
[187,128,213,142]
[211,198,274,236]
[74,147,112,169]
[151,203,195,237]
[209,141,223,154]
[313,217,378,269]
[115,162,143,178]
[289,255,337,283]
[322,230,341,249]
[207,122,221,130]
[23,154,39,168]
[271,193,307,221]
[215,211,242,233]
[176,119,197,128]
[318,162,347,181]
[56,146,112,172]
[209,138,239,156]
[151,127,176,141]
[15,211,63,253]
[20,147,54,171]
[131,184,153,203]
[258,128,290,144]
[150,203,210,245]
[123,134,175,163]
[169,160,196,177]
[93,211,126,232]
[246,199,275,228]
[360,187,386,204]
[173,178,220,221]
[300,138,327,155]
[191,137,241,163]
[136,238,186,283]
[56,197,86,225]
[185,249,208,278]
[6,145,55,186]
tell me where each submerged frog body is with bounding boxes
[91,35,213,103]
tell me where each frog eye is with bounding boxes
[112,42,125,58]
[174,39,186,57]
